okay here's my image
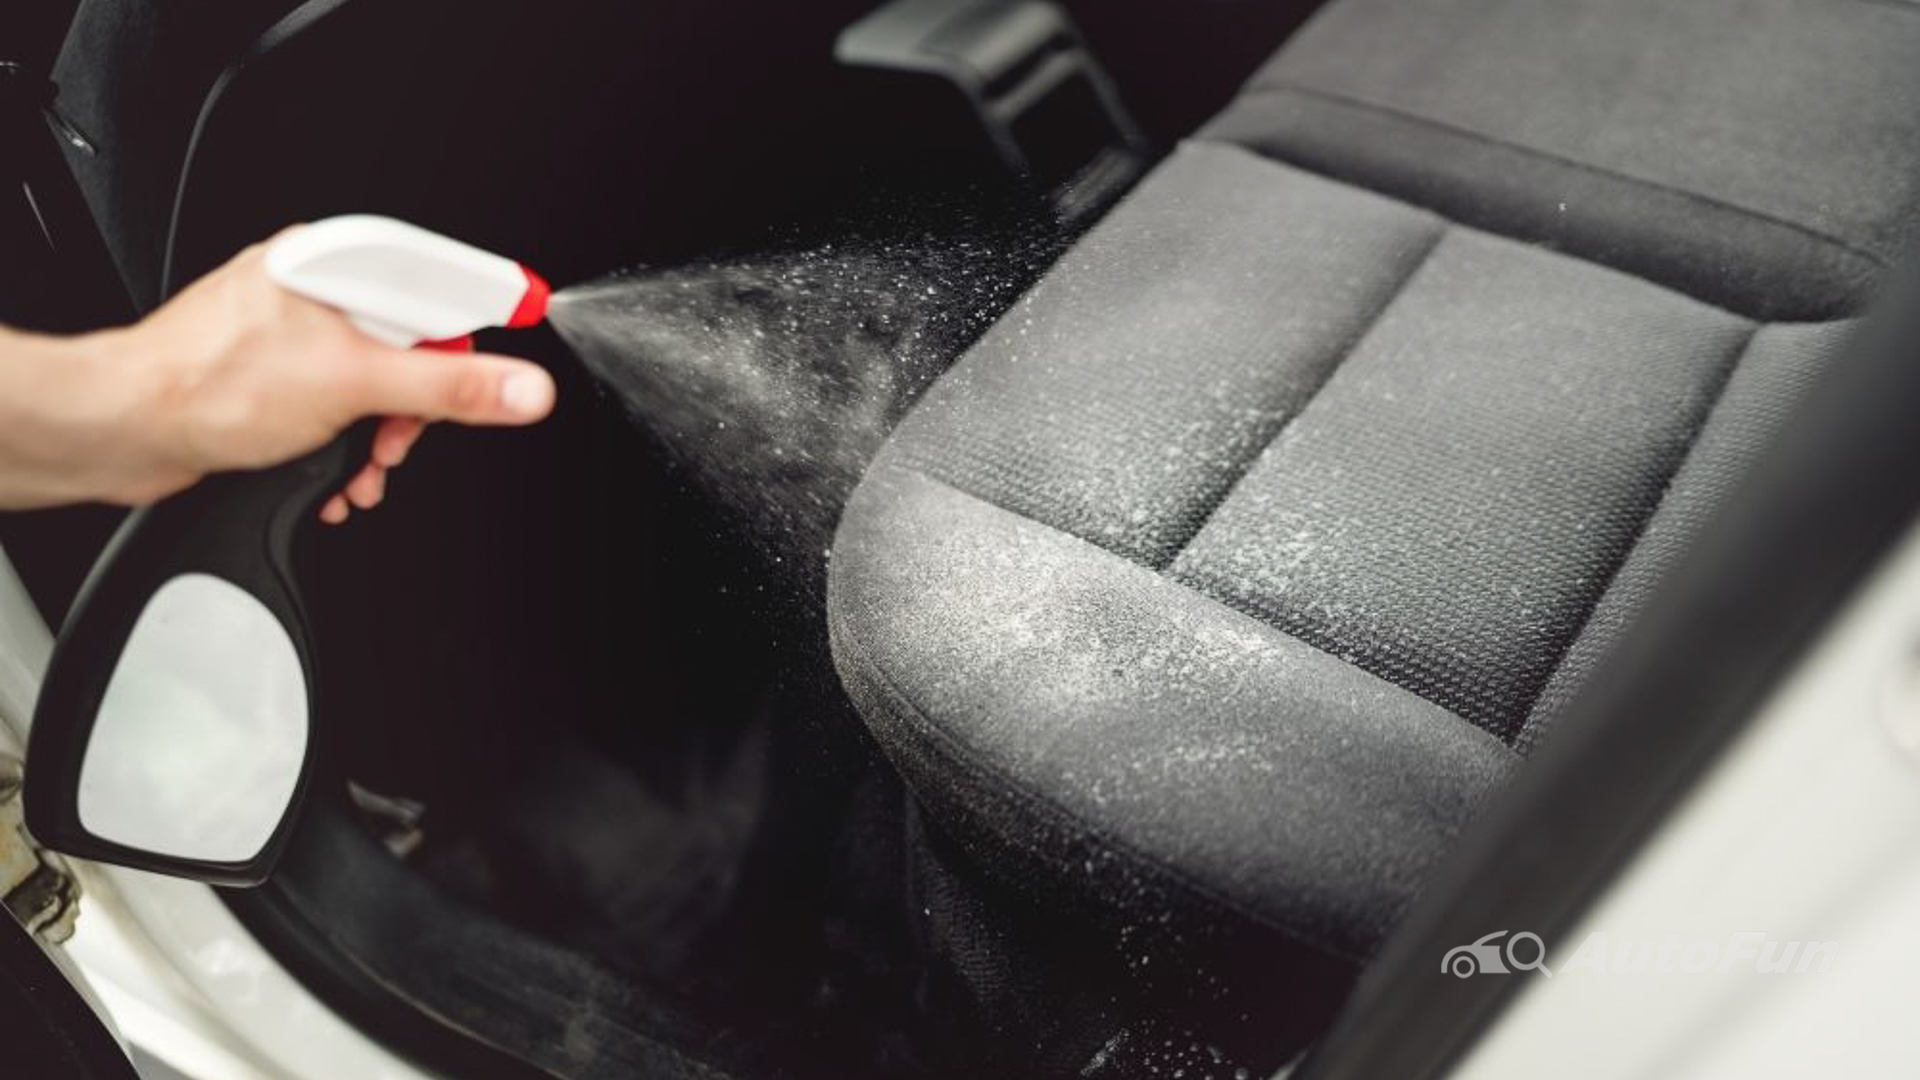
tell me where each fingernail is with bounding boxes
[500,369,553,419]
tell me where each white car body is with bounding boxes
[0,549,432,1080]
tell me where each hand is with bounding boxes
[3,228,556,519]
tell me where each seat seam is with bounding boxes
[1153,219,1451,571]
[1515,320,1765,748]
[1219,81,1894,274]
[1161,319,1765,746]
[833,600,1379,966]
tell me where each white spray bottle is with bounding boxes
[26,216,555,886]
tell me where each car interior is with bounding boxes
[3,0,1919,1078]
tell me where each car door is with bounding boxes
[0,913,142,1080]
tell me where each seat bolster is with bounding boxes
[829,463,1519,963]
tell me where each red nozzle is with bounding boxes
[507,265,550,328]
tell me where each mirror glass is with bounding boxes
[77,573,308,863]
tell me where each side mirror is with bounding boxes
[24,425,372,886]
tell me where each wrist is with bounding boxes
[0,325,187,507]
[69,324,200,505]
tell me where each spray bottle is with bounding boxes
[24,216,554,884]
[159,213,557,561]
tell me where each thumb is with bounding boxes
[353,349,556,426]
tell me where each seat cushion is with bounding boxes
[827,0,1907,1036]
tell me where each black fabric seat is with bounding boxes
[828,0,1920,1063]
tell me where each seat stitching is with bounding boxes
[1155,220,1449,571]
[1514,321,1764,749]
[1223,81,1893,273]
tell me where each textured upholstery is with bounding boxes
[1520,317,1861,749]
[835,463,1519,963]
[1207,0,1920,321]
[828,0,1910,1059]
[1166,210,1756,739]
